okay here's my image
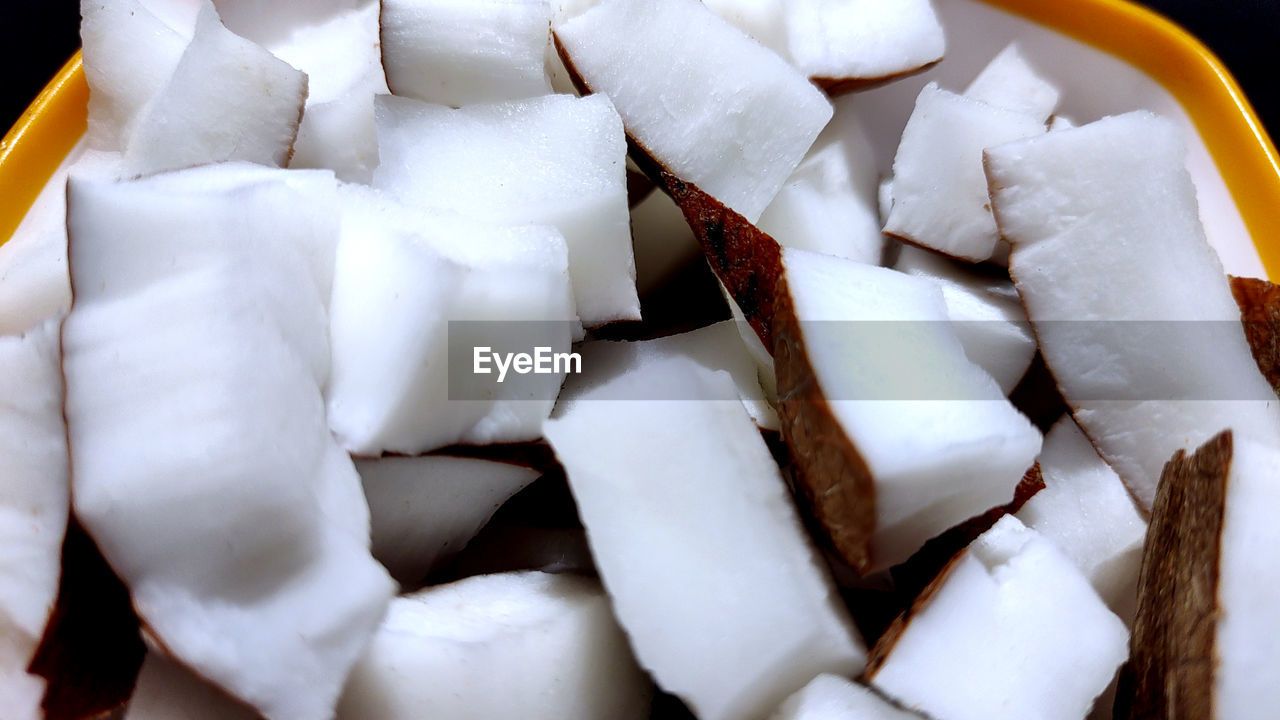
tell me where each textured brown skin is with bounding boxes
[1114,431,1231,720]
[812,60,941,96]
[29,520,145,720]
[773,272,877,574]
[554,33,782,350]
[1229,275,1280,398]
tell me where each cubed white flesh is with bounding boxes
[124,652,258,720]
[123,3,308,176]
[630,187,701,294]
[784,0,944,83]
[869,516,1129,720]
[701,0,786,55]
[327,185,575,455]
[80,0,191,150]
[373,94,638,326]
[561,320,779,430]
[1016,418,1146,621]
[381,0,553,106]
[337,572,652,720]
[895,245,1035,394]
[757,106,883,264]
[555,0,833,223]
[63,174,394,720]
[289,91,381,183]
[963,43,1060,123]
[0,321,67,720]
[354,455,541,585]
[883,83,1045,262]
[1214,438,1280,717]
[255,2,385,106]
[781,248,1042,570]
[545,357,864,720]
[985,111,1280,510]
[770,675,920,720]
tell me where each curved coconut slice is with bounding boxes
[784,0,944,93]
[554,0,832,225]
[984,111,1280,512]
[1230,275,1280,398]
[372,93,638,327]
[124,652,258,720]
[327,185,575,455]
[355,455,541,586]
[123,3,308,176]
[63,174,394,720]
[894,245,1035,394]
[337,572,652,720]
[80,0,191,150]
[545,356,865,720]
[962,43,1060,124]
[882,82,1045,263]
[0,321,68,720]
[1116,432,1280,718]
[381,0,553,106]
[1015,417,1146,621]
[770,674,922,720]
[774,247,1042,573]
[867,516,1129,720]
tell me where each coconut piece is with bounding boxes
[1230,275,1280,398]
[123,3,308,176]
[883,82,1045,263]
[784,0,944,93]
[770,674,921,720]
[381,0,553,106]
[1116,432,1280,718]
[630,189,701,295]
[1015,417,1146,621]
[774,248,1042,573]
[894,245,1035,393]
[0,321,68,720]
[124,652,259,720]
[554,0,832,225]
[985,111,1280,511]
[545,356,865,720]
[867,516,1129,720]
[337,572,652,720]
[372,93,638,327]
[327,185,575,455]
[63,173,394,720]
[355,455,541,586]
[963,43,1060,124]
[80,0,191,150]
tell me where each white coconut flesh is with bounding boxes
[544,356,865,720]
[784,0,945,86]
[62,173,394,720]
[984,111,1280,511]
[769,674,921,720]
[963,43,1060,123]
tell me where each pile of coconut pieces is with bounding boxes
[2,0,1279,718]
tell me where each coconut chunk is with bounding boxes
[770,674,921,720]
[326,185,575,455]
[0,321,68,720]
[337,572,652,720]
[554,0,832,224]
[775,247,1042,572]
[1230,274,1280,398]
[372,93,638,327]
[984,111,1280,511]
[963,43,1060,123]
[63,173,394,720]
[894,245,1035,393]
[883,82,1045,262]
[784,0,945,92]
[1015,417,1146,621]
[867,516,1129,720]
[355,455,541,586]
[381,0,553,106]
[545,357,865,720]
[123,3,308,176]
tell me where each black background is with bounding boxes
[2,2,1278,140]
